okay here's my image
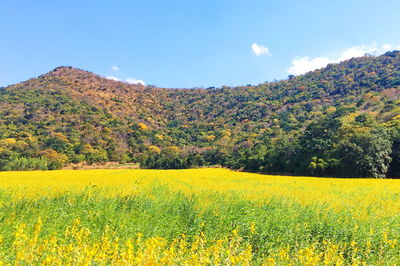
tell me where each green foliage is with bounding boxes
[354,113,376,127]
[1,52,400,176]
[83,147,108,165]
[140,148,206,169]
[387,132,400,178]
[2,157,49,171]
[308,157,329,176]
[300,117,342,158]
[337,128,392,178]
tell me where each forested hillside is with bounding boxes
[1,51,400,177]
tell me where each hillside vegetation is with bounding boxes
[1,52,400,177]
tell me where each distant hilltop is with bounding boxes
[1,51,400,178]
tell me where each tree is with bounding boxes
[338,128,392,178]
[265,136,301,175]
[298,116,342,175]
[387,131,400,178]
[40,149,68,169]
[299,117,342,158]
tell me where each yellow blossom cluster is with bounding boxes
[8,219,253,265]
[4,218,399,265]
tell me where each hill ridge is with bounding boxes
[1,51,400,177]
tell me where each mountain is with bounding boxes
[1,51,400,177]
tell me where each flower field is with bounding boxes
[0,168,399,264]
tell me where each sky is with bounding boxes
[1,0,400,88]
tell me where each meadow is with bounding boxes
[0,168,399,264]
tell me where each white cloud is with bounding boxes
[251,43,270,56]
[382,44,392,51]
[126,78,145,86]
[106,75,145,85]
[106,76,120,81]
[111,66,119,71]
[288,57,334,76]
[288,43,398,76]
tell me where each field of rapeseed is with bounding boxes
[0,168,399,264]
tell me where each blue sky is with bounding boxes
[1,0,400,88]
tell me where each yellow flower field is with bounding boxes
[0,168,399,264]
[1,168,399,218]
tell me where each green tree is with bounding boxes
[338,128,392,178]
[387,131,400,178]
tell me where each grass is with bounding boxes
[0,168,399,264]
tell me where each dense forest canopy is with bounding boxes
[1,51,400,177]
